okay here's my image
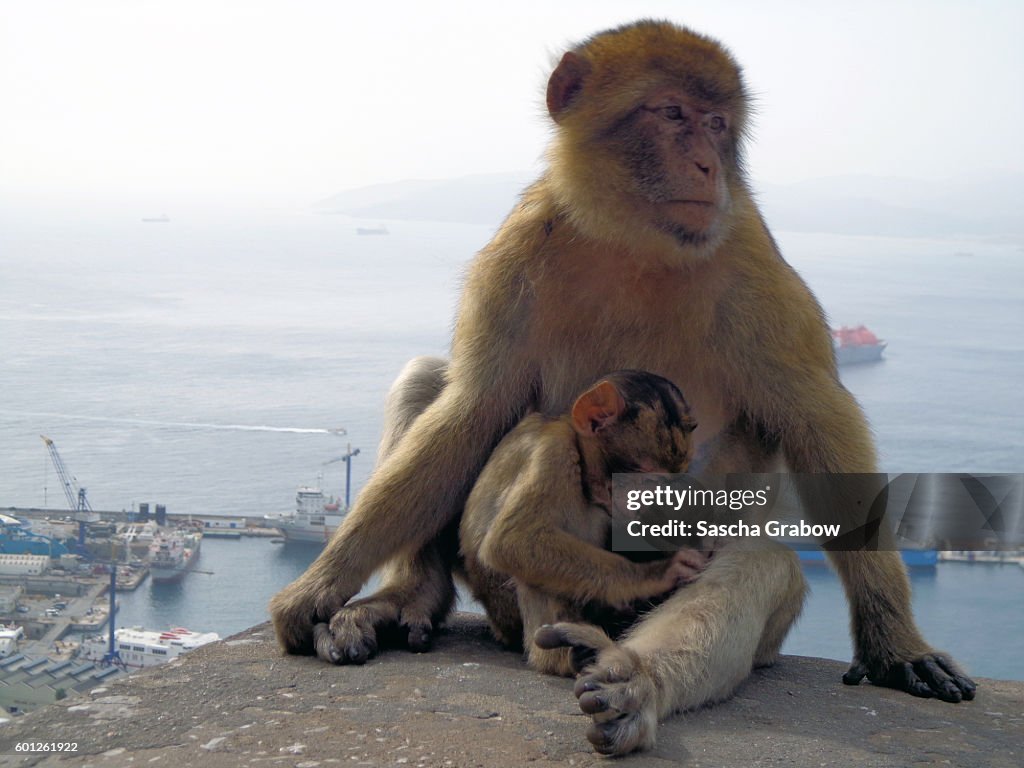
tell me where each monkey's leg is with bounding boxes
[517,584,604,677]
[317,356,463,662]
[782,399,977,702]
[460,557,524,650]
[753,550,807,667]
[271,355,453,655]
[541,541,804,756]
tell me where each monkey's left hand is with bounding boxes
[842,652,976,703]
[669,548,712,584]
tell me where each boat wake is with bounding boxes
[1,409,342,435]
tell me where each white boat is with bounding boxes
[148,530,201,582]
[265,487,345,544]
[79,626,219,668]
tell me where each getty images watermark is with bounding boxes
[610,473,1024,553]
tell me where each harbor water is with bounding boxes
[1,208,1021,680]
[105,536,1024,682]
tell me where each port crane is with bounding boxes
[322,443,360,508]
[40,435,100,548]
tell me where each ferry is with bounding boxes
[79,626,219,668]
[832,325,886,366]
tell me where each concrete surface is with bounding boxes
[0,614,1020,767]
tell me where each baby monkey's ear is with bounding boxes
[571,380,626,436]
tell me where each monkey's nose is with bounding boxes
[695,161,711,176]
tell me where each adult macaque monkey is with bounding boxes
[271,19,976,751]
[460,370,713,677]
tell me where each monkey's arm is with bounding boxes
[479,437,684,607]
[270,260,536,654]
[731,276,975,703]
[779,376,974,702]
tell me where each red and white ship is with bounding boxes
[832,325,887,366]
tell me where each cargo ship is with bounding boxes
[832,325,886,366]
[265,488,345,544]
[148,530,201,582]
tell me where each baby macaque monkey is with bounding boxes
[459,370,708,676]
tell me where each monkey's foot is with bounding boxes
[843,651,976,703]
[324,596,436,664]
[269,579,348,656]
[574,648,659,755]
[535,623,657,755]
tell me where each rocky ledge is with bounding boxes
[0,614,1020,767]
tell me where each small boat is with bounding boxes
[832,325,886,366]
[355,225,388,235]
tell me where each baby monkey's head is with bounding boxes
[570,370,696,474]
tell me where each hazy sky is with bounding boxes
[2,0,1022,208]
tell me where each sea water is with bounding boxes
[1,207,1021,680]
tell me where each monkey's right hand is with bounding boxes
[269,576,352,656]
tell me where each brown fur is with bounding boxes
[270,19,974,754]
[459,372,704,676]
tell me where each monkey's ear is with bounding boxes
[547,52,591,122]
[571,380,626,436]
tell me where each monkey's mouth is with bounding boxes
[659,200,718,237]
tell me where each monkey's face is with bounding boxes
[545,21,750,263]
[613,89,734,248]
[600,397,696,476]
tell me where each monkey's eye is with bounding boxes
[661,105,684,121]
[707,115,727,133]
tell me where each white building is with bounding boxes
[0,555,49,576]
[0,627,24,657]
